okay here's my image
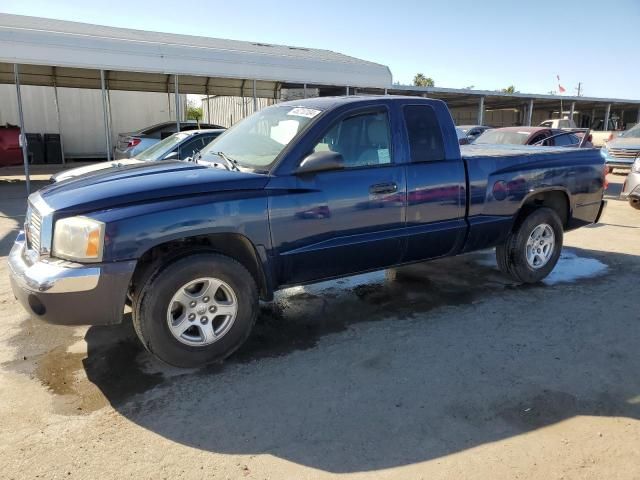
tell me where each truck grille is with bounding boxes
[608,147,640,159]
[26,205,42,253]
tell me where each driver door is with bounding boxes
[269,108,407,286]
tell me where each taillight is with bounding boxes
[127,137,141,149]
[607,132,614,142]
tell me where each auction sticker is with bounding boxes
[288,107,321,119]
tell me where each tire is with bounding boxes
[133,252,258,368]
[495,207,563,283]
[630,198,640,210]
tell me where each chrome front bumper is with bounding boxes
[9,232,100,293]
[8,232,136,325]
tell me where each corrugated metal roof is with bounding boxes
[0,14,392,89]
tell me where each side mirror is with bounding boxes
[296,151,344,175]
[164,151,179,161]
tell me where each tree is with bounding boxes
[186,98,203,121]
[413,73,435,88]
[501,85,517,94]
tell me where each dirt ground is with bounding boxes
[0,172,639,479]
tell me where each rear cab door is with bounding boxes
[398,100,468,262]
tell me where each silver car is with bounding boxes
[114,121,224,159]
[601,123,640,172]
[620,157,640,210]
[53,129,225,182]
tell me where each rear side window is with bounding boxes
[403,105,445,162]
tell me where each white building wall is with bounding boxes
[0,85,184,157]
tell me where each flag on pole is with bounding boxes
[557,75,566,93]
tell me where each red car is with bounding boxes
[474,127,593,148]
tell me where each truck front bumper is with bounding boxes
[8,232,136,325]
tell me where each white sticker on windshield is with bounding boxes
[287,107,321,119]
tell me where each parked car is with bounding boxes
[459,125,492,142]
[620,158,640,210]
[600,123,640,172]
[52,129,225,182]
[539,118,577,129]
[589,118,623,148]
[474,127,592,147]
[455,127,470,145]
[9,96,606,368]
[114,121,224,159]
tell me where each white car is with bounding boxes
[52,129,224,182]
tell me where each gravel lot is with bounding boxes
[0,172,638,479]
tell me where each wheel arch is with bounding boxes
[130,233,273,302]
[516,187,571,230]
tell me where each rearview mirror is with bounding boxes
[164,151,179,161]
[296,151,344,175]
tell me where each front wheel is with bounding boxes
[496,207,563,283]
[133,253,258,368]
[629,198,640,210]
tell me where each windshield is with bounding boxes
[474,130,530,145]
[136,132,189,161]
[621,124,640,138]
[199,105,321,170]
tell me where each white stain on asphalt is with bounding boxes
[474,249,608,285]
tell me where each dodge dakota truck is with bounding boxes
[9,97,607,367]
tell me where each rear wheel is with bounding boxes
[133,253,258,368]
[496,208,563,283]
[630,198,640,210]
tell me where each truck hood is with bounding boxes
[38,161,270,213]
[606,137,640,150]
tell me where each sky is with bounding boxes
[3,0,639,99]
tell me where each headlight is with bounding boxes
[633,157,640,173]
[52,216,105,262]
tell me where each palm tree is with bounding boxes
[501,85,517,94]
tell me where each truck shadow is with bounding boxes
[79,246,640,473]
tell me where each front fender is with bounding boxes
[90,193,271,261]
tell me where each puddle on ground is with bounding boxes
[6,248,610,414]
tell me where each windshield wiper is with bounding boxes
[213,151,241,171]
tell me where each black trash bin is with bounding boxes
[44,133,63,164]
[26,133,45,164]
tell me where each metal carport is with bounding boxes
[0,13,392,193]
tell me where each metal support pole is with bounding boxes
[346,86,349,96]
[384,88,388,95]
[100,70,112,161]
[303,84,307,99]
[591,108,596,128]
[52,79,66,164]
[637,107,640,125]
[252,79,257,113]
[174,75,181,132]
[526,99,534,126]
[477,96,485,125]
[14,64,30,195]
[620,110,625,129]
[603,104,611,131]
[205,95,210,124]
[569,102,575,122]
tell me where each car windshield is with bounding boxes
[474,130,530,145]
[621,124,640,138]
[136,132,189,161]
[199,105,321,170]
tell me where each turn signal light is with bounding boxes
[86,230,101,257]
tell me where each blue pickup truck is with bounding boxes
[9,96,606,367]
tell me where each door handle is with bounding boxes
[369,182,398,195]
